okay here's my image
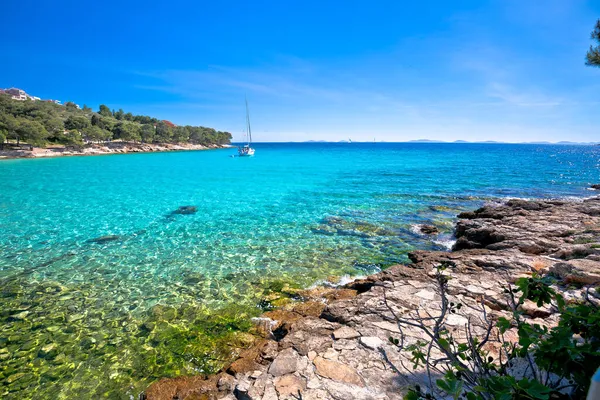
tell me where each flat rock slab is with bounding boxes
[274,374,306,398]
[359,336,385,350]
[333,326,360,340]
[371,321,400,333]
[313,356,365,387]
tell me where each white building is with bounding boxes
[3,88,43,102]
[5,88,28,101]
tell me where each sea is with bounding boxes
[0,142,599,399]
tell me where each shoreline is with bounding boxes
[143,197,600,400]
[0,142,233,160]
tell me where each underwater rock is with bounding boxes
[313,216,395,238]
[150,304,178,321]
[86,235,121,244]
[11,310,30,320]
[170,205,198,216]
[38,343,58,359]
[420,224,439,235]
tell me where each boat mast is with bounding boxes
[245,96,252,146]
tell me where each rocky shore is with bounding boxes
[143,197,600,400]
[0,142,231,159]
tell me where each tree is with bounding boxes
[82,104,92,112]
[114,121,141,142]
[586,19,600,67]
[0,114,19,143]
[64,115,90,131]
[155,121,173,143]
[65,101,78,111]
[82,125,105,143]
[114,108,125,120]
[98,104,112,117]
[62,130,84,146]
[15,119,48,146]
[101,128,113,142]
[45,117,65,141]
[140,124,155,143]
[173,126,190,143]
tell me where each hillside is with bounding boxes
[0,94,232,147]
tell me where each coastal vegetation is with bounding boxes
[390,266,600,400]
[586,19,600,67]
[0,94,232,148]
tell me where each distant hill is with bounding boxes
[408,139,447,143]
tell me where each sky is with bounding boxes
[1,0,599,142]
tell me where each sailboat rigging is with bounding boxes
[238,97,256,157]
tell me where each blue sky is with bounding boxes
[2,0,599,142]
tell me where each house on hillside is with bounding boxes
[5,88,28,101]
[4,88,42,101]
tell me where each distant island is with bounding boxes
[0,88,232,157]
[299,139,598,145]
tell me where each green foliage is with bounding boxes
[395,268,600,400]
[114,121,141,142]
[0,93,231,148]
[155,120,173,143]
[61,130,84,146]
[44,117,65,141]
[586,19,600,67]
[64,101,78,111]
[140,124,155,143]
[16,119,48,146]
[98,104,112,117]
[64,115,90,131]
[82,126,108,143]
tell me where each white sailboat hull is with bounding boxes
[238,146,255,156]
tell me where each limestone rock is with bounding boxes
[274,374,306,398]
[313,356,364,387]
[268,348,299,377]
[218,374,235,391]
[333,326,360,340]
[359,336,384,350]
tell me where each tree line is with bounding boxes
[0,95,232,147]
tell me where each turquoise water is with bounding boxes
[1,143,599,398]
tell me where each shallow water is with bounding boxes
[0,143,599,398]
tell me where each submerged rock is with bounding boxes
[169,205,198,216]
[420,224,439,235]
[86,235,121,244]
[312,216,395,238]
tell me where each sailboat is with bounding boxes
[238,97,255,157]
